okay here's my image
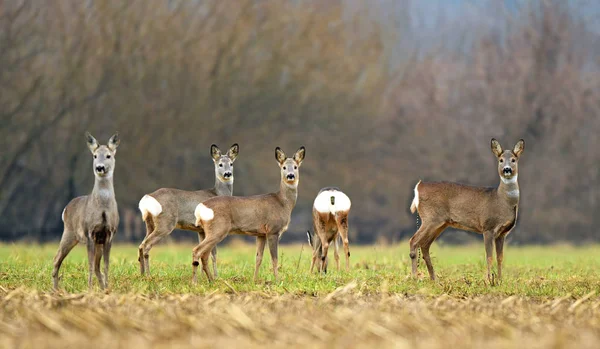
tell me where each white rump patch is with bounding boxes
[195,203,214,222]
[138,195,163,221]
[314,189,351,215]
[501,175,518,184]
[61,207,66,222]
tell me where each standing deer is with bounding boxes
[137,144,239,277]
[409,138,524,283]
[52,132,120,291]
[307,187,351,273]
[192,146,305,284]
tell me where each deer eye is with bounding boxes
[219,163,223,167]
[499,158,504,163]
[511,158,516,163]
[294,165,298,170]
[106,155,111,159]
[283,166,287,170]
[94,155,97,159]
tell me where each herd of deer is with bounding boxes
[52,132,524,291]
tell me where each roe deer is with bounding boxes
[307,187,351,273]
[192,146,305,284]
[52,132,120,291]
[137,144,239,277]
[409,138,524,283]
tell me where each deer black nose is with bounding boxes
[223,172,232,178]
[503,167,512,174]
[287,173,295,180]
[96,165,106,173]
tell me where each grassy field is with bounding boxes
[1,242,600,348]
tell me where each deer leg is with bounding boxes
[421,243,436,281]
[334,235,340,271]
[86,238,95,291]
[310,248,318,273]
[197,231,219,278]
[319,240,330,274]
[421,224,446,281]
[495,235,505,282]
[409,225,427,278]
[139,218,175,276]
[483,231,495,284]
[254,236,266,282]
[138,218,154,275]
[103,237,112,289]
[94,244,105,290]
[337,216,350,271]
[267,234,280,281]
[192,227,227,284]
[52,231,78,290]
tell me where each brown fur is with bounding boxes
[309,188,351,273]
[137,144,239,277]
[409,138,524,283]
[52,132,120,291]
[192,146,305,283]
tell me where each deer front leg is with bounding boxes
[267,234,280,281]
[103,237,112,289]
[495,235,505,282]
[254,236,266,282]
[483,231,495,284]
[86,238,95,291]
[94,244,106,290]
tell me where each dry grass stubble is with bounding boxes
[1,286,600,349]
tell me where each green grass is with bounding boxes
[1,242,599,298]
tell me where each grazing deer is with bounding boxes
[307,187,351,273]
[52,132,120,291]
[192,146,305,284]
[409,138,524,283]
[137,144,239,277]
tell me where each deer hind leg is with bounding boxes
[267,234,280,281]
[198,231,218,279]
[254,236,266,282]
[334,234,340,271]
[94,243,106,290]
[495,235,505,282]
[337,216,350,271]
[421,224,447,281]
[139,216,175,276]
[409,221,443,278]
[138,218,154,275]
[52,231,78,290]
[192,226,227,284]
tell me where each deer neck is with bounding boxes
[277,179,298,210]
[214,177,233,196]
[498,175,519,206]
[92,175,115,206]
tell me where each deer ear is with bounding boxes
[275,147,286,164]
[108,132,120,153]
[211,144,222,161]
[513,139,524,157]
[293,146,306,165]
[227,143,239,162]
[491,138,503,157]
[86,132,99,154]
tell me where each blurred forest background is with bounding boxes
[1,0,599,244]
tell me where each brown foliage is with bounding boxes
[0,0,599,243]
